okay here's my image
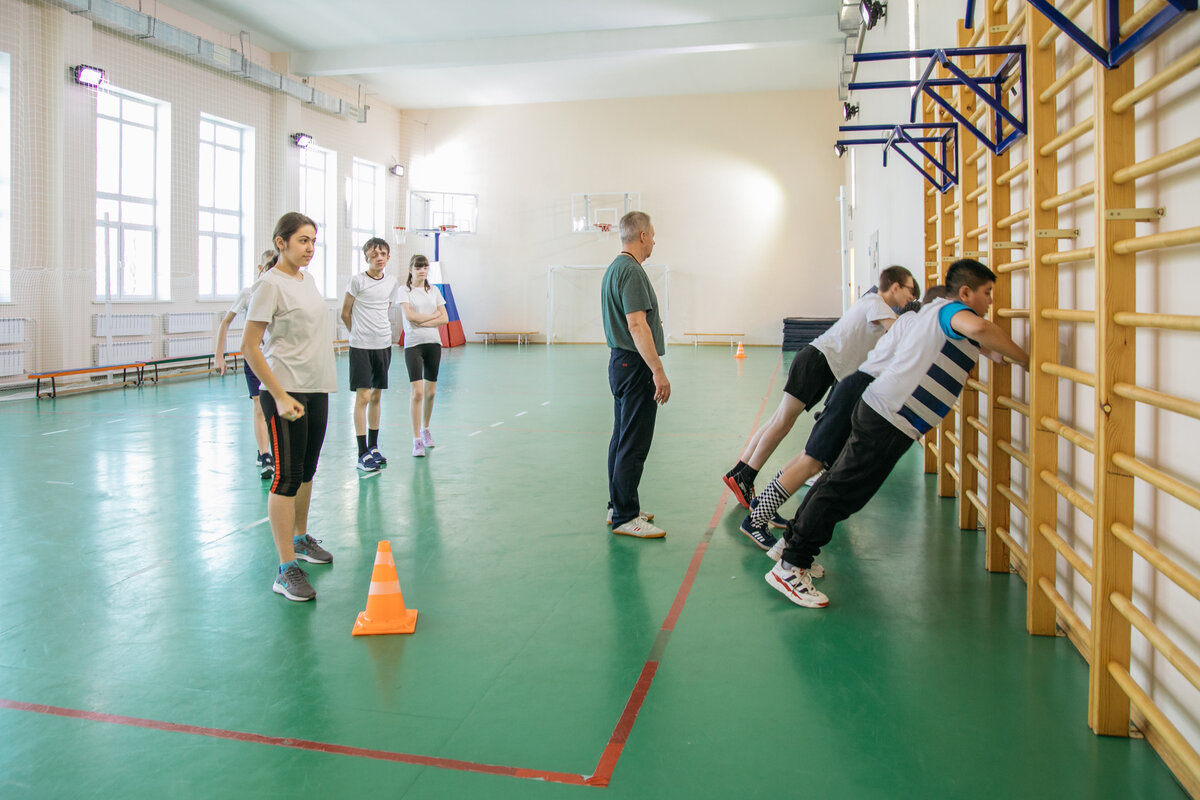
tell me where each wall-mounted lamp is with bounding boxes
[73,64,106,88]
[389,164,405,177]
[834,143,847,158]
[290,132,314,149]
[843,102,860,121]
[860,0,887,30]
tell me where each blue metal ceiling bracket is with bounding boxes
[851,46,1027,156]
[837,123,960,193]
[992,0,1196,68]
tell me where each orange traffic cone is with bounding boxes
[352,541,417,635]
[734,341,746,359]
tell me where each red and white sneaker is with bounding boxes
[765,562,829,608]
[606,508,654,526]
[612,518,666,539]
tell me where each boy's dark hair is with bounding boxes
[362,237,390,257]
[922,285,952,304]
[878,265,915,293]
[945,259,996,294]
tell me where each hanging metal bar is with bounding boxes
[1018,0,1197,68]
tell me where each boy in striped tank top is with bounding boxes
[765,260,1029,609]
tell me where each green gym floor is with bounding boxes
[0,345,1185,798]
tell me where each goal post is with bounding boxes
[546,264,669,344]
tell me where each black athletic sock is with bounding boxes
[727,460,748,479]
[368,428,379,448]
[356,435,368,456]
[742,466,760,484]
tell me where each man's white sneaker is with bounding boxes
[764,562,829,608]
[612,518,666,539]
[606,508,654,526]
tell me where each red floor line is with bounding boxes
[0,698,588,786]
[586,353,784,786]
[2,354,787,790]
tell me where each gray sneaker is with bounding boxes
[293,534,332,564]
[273,564,316,601]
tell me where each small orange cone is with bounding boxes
[734,341,746,359]
[352,541,417,635]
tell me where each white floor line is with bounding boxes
[42,429,68,436]
[157,407,180,414]
[46,480,76,486]
[490,421,504,427]
[359,470,383,480]
[236,517,269,532]
[468,430,481,437]
[105,418,125,424]
[515,411,527,417]
[541,401,551,406]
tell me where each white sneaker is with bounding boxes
[765,562,829,608]
[606,508,654,525]
[612,518,666,539]
[764,539,825,578]
[420,428,435,448]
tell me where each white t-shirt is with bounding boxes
[246,268,338,394]
[345,271,399,350]
[859,307,919,379]
[398,284,446,348]
[863,299,981,440]
[811,292,898,381]
[227,283,255,318]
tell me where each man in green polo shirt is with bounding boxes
[601,211,670,538]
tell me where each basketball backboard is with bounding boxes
[571,192,640,233]
[410,190,478,234]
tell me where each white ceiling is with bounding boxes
[167,0,846,108]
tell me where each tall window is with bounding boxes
[198,114,255,298]
[0,52,11,303]
[298,145,337,297]
[95,87,171,300]
[349,158,384,273]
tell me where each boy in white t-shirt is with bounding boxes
[764,259,1029,609]
[340,237,400,472]
[723,266,919,508]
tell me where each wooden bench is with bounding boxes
[476,331,539,347]
[683,332,744,351]
[28,362,145,399]
[144,352,241,383]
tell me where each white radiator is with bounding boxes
[164,312,214,334]
[94,314,154,337]
[94,341,153,364]
[164,337,211,358]
[0,350,24,377]
[0,318,25,345]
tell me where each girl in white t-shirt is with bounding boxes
[398,254,448,457]
[214,249,277,480]
[241,213,338,603]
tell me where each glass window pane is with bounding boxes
[214,211,239,235]
[121,97,155,126]
[214,147,240,210]
[96,119,120,194]
[95,225,118,297]
[198,142,214,208]
[121,201,153,227]
[199,120,214,142]
[198,211,213,232]
[121,125,155,198]
[96,90,119,118]
[122,228,154,297]
[305,178,324,223]
[198,234,213,297]
[214,123,240,149]
[95,197,119,224]
[215,237,240,295]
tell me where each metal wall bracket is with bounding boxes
[1106,208,1165,220]
[1016,0,1197,68]
[850,46,1027,156]
[1036,228,1081,238]
[837,123,960,193]
[995,241,1028,249]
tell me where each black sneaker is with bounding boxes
[259,453,275,480]
[739,515,777,551]
[723,470,755,509]
[273,564,316,601]
[369,445,387,467]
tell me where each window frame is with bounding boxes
[197,113,255,299]
[298,144,338,298]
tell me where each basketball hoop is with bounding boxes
[594,223,612,233]
[393,226,406,245]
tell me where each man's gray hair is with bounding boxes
[619,211,652,244]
